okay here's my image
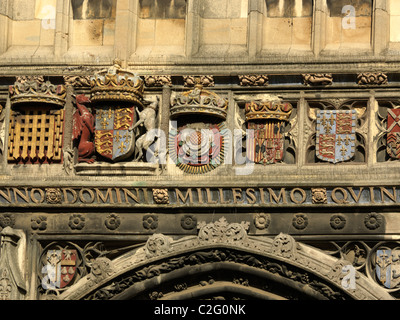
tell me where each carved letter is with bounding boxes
[123,188,140,204]
[347,187,364,203]
[268,188,287,204]
[290,188,306,204]
[246,188,257,204]
[175,188,193,204]
[13,188,30,203]
[62,188,77,204]
[205,188,217,204]
[380,187,397,203]
[79,188,95,204]
[331,187,348,204]
[95,188,114,204]
[0,189,12,203]
[219,188,230,204]
[232,188,244,204]
[30,188,45,204]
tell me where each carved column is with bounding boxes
[0,227,27,300]
[185,0,200,57]
[114,0,139,61]
[54,0,70,58]
[247,0,263,59]
[373,0,390,55]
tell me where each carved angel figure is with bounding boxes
[72,94,95,163]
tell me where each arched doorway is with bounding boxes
[58,217,393,300]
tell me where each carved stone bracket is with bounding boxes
[357,72,388,86]
[183,75,214,87]
[238,74,269,86]
[144,75,172,87]
[302,73,333,86]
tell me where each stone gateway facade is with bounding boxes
[1,0,400,301]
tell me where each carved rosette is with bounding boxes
[312,188,327,204]
[31,216,47,231]
[330,214,346,230]
[152,189,169,204]
[45,188,62,204]
[364,212,383,230]
[254,213,271,230]
[68,214,85,230]
[104,214,121,230]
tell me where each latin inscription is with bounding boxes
[0,186,398,207]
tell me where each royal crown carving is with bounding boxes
[245,100,293,121]
[90,59,144,107]
[9,79,66,107]
[170,84,228,120]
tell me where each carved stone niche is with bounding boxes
[73,59,162,176]
[0,227,27,300]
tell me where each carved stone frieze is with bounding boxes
[197,217,250,243]
[64,75,92,88]
[357,72,388,86]
[183,75,214,87]
[144,75,172,87]
[302,73,333,86]
[238,74,269,86]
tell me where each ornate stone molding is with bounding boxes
[238,74,269,86]
[144,75,172,87]
[197,217,250,244]
[183,75,214,87]
[357,72,387,86]
[302,73,333,86]
[58,223,394,301]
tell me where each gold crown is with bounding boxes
[9,79,66,107]
[170,84,228,120]
[245,100,293,121]
[90,59,144,107]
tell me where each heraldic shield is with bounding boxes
[316,110,356,163]
[376,249,400,289]
[387,108,400,159]
[247,122,285,164]
[95,106,136,162]
[45,249,77,289]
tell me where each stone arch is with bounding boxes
[59,217,393,300]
